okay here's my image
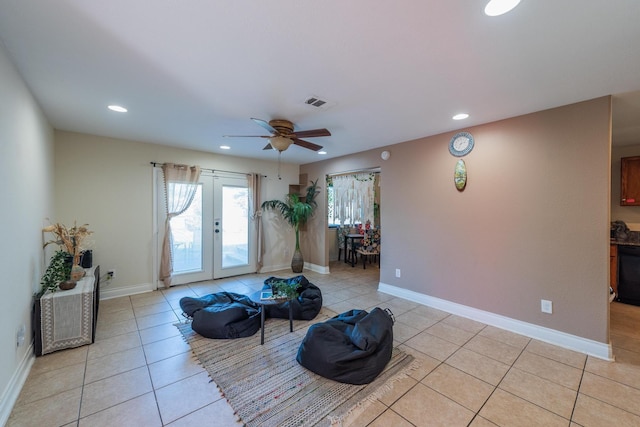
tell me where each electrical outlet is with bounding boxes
[107,269,116,280]
[16,324,25,347]
[541,299,553,314]
[395,268,401,278]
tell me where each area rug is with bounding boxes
[175,307,417,426]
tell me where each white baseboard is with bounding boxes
[258,263,292,274]
[304,262,330,274]
[378,282,613,361]
[100,282,155,300]
[0,343,35,426]
[259,263,330,275]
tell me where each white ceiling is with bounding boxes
[1,1,639,164]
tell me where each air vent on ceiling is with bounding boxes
[305,97,326,107]
[303,95,335,111]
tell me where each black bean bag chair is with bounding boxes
[261,275,323,321]
[296,308,394,384]
[179,292,260,339]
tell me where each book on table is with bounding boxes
[260,290,278,300]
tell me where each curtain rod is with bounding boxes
[150,162,266,177]
[327,167,380,178]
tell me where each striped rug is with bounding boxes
[175,307,416,426]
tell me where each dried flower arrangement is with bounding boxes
[40,221,93,293]
[43,221,93,264]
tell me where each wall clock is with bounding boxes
[449,132,474,157]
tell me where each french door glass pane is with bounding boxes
[171,184,203,273]
[222,185,248,268]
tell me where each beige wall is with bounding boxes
[0,43,54,421]
[302,97,612,344]
[54,131,301,292]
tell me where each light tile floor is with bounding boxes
[8,261,640,426]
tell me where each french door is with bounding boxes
[157,173,255,286]
[212,175,256,278]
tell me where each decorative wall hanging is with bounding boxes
[454,159,467,191]
[330,173,376,226]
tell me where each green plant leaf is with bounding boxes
[39,250,72,296]
[261,179,320,254]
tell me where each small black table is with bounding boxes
[249,291,293,345]
[344,233,365,267]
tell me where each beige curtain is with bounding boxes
[160,163,201,288]
[248,173,263,271]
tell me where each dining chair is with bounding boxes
[356,227,380,269]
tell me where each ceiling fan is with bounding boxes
[224,118,331,152]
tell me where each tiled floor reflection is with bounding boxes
[8,261,640,426]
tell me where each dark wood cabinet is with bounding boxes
[611,244,618,295]
[621,156,640,206]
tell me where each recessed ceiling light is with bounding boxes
[318,151,327,155]
[484,0,521,16]
[107,105,127,113]
[220,145,231,150]
[453,113,469,120]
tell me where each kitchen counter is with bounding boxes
[611,226,640,246]
[611,239,640,246]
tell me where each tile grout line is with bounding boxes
[567,353,589,425]
[151,290,172,426]
[438,319,496,425]
[465,337,530,426]
[76,334,91,425]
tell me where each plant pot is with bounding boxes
[59,280,77,290]
[291,248,304,273]
[70,264,85,281]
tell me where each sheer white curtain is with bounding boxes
[332,175,354,225]
[160,163,201,288]
[332,173,376,226]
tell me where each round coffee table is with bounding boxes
[249,291,293,345]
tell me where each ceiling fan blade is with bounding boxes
[251,118,277,134]
[222,135,270,138]
[293,138,323,151]
[291,128,331,138]
[263,142,273,150]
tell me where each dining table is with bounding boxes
[344,233,365,267]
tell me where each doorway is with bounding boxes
[326,170,381,273]
[155,171,256,286]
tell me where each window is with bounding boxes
[327,172,378,227]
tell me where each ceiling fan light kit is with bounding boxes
[225,117,330,154]
[269,136,293,152]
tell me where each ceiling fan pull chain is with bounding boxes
[277,151,282,180]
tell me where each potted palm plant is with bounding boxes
[262,179,320,273]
